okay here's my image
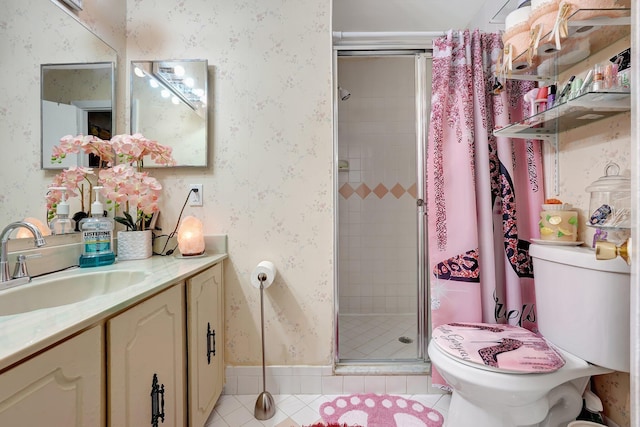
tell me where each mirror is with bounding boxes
[41,62,115,169]
[7,0,119,171]
[131,59,208,167]
[0,0,119,230]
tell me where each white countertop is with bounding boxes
[0,252,227,372]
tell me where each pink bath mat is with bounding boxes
[319,394,444,427]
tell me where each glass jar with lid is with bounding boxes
[585,162,631,247]
[585,162,631,229]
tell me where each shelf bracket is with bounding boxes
[542,137,560,197]
[551,138,559,197]
[499,73,554,84]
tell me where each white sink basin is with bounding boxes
[0,270,148,316]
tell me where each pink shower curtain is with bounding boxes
[426,30,545,388]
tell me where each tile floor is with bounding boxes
[338,314,418,360]
[206,393,451,427]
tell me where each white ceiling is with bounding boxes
[333,0,499,32]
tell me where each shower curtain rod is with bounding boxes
[332,31,446,40]
[332,31,445,50]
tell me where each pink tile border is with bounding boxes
[339,182,416,200]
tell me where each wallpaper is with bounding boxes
[125,0,334,365]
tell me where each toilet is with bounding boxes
[427,244,630,427]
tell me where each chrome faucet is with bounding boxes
[1,221,46,285]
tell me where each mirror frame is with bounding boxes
[130,59,209,168]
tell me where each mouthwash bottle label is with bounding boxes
[83,230,112,253]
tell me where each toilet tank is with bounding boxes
[530,244,630,372]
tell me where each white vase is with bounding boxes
[117,230,152,260]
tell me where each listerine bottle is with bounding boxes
[49,187,76,235]
[79,187,115,267]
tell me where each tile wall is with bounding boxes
[337,56,418,315]
[223,365,435,396]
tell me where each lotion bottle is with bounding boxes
[49,187,76,235]
[79,187,115,268]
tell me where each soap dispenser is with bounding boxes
[49,187,76,235]
[78,187,115,268]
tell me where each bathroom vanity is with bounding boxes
[0,253,226,427]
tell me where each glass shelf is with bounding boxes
[493,91,630,140]
[506,8,630,79]
[493,5,630,196]
[490,0,522,24]
[586,224,630,231]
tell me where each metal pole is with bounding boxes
[254,273,275,420]
[260,280,267,392]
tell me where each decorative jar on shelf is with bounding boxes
[585,162,631,248]
[585,162,630,228]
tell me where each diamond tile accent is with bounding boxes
[341,182,420,200]
[355,183,371,199]
[390,183,406,199]
[407,182,417,198]
[373,183,388,199]
[339,183,355,199]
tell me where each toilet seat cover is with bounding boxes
[432,322,565,373]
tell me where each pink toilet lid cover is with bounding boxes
[432,322,565,373]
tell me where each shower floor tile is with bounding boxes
[338,314,418,360]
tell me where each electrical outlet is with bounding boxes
[189,184,203,206]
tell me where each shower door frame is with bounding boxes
[332,45,432,365]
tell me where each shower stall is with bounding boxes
[334,46,432,366]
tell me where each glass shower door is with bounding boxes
[335,53,430,363]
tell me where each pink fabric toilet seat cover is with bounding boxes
[432,322,565,373]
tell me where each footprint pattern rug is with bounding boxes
[319,393,444,427]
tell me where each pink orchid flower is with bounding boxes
[48,133,175,229]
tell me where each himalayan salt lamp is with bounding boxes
[177,216,205,256]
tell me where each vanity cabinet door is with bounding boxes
[108,283,186,427]
[0,326,104,427]
[187,262,224,427]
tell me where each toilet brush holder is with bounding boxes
[254,273,275,420]
[255,390,275,420]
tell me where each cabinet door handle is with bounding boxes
[151,373,165,426]
[207,322,216,364]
